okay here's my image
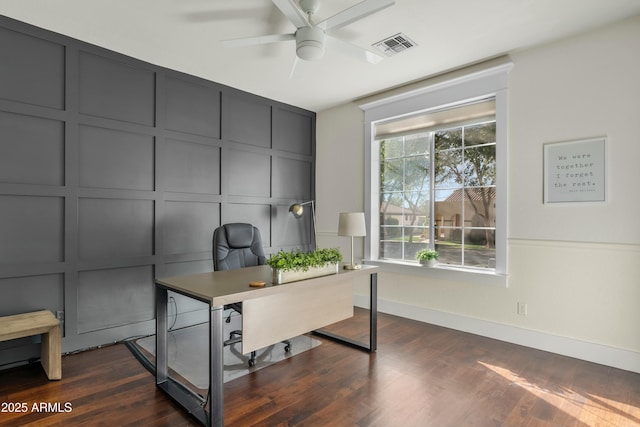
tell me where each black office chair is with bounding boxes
[212,223,290,367]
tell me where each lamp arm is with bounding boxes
[288,200,317,250]
[311,200,317,250]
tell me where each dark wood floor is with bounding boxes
[1,309,639,426]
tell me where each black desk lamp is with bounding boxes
[289,200,317,250]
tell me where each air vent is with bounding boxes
[372,33,417,57]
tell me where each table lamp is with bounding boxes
[338,212,366,270]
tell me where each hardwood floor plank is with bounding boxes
[1,309,639,426]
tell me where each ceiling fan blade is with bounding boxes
[317,0,395,32]
[221,33,295,48]
[288,56,300,79]
[328,36,385,64]
[272,0,309,29]
[288,56,312,79]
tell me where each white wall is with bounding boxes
[316,102,367,255]
[315,15,640,373]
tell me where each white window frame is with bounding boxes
[360,61,512,287]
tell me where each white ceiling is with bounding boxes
[1,0,639,112]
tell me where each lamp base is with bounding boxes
[343,264,362,270]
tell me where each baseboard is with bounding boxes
[354,294,640,374]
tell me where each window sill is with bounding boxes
[363,259,508,288]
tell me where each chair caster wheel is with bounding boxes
[248,359,255,367]
[284,345,291,353]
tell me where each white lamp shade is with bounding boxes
[338,212,366,237]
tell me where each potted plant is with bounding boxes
[416,248,439,267]
[267,248,343,284]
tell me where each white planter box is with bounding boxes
[272,263,339,285]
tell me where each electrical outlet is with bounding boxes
[56,310,64,322]
[517,302,527,316]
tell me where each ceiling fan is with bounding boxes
[222,0,395,77]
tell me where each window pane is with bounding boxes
[435,149,463,188]
[380,225,401,242]
[435,189,462,227]
[466,226,494,247]
[381,191,404,209]
[404,156,430,193]
[464,122,495,147]
[463,146,496,186]
[405,202,430,228]
[380,138,403,158]
[463,242,496,268]
[434,188,454,202]
[463,188,496,230]
[405,134,429,156]
[380,158,403,192]
[436,237,462,266]
[379,238,394,259]
[401,193,429,224]
[404,226,427,261]
[381,190,407,225]
[404,226,427,243]
[435,128,462,150]
[380,205,402,228]
[379,226,402,259]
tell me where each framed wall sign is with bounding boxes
[543,137,606,203]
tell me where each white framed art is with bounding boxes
[543,137,606,204]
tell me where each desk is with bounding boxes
[155,264,378,427]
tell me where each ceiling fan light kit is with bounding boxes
[296,26,325,61]
[222,0,395,73]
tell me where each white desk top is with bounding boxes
[156,264,378,307]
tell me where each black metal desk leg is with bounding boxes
[209,305,224,427]
[156,286,168,384]
[313,271,378,352]
[154,288,215,426]
[369,272,377,351]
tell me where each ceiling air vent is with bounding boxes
[372,33,417,57]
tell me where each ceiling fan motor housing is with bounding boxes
[296,26,325,61]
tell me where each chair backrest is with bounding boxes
[212,223,266,271]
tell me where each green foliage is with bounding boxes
[267,248,343,272]
[416,248,439,261]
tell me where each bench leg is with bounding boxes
[41,325,61,380]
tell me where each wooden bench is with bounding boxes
[0,310,61,380]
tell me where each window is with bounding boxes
[378,106,496,268]
[360,60,511,279]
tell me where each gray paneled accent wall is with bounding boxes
[0,16,315,366]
